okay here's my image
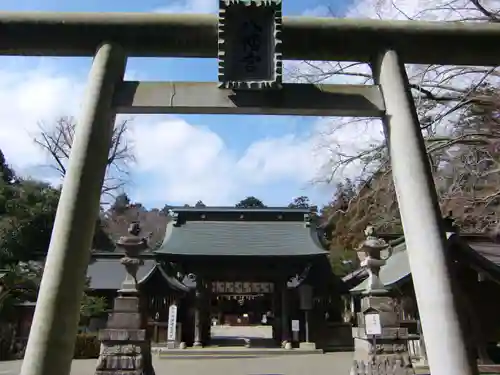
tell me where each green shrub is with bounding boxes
[74,333,100,359]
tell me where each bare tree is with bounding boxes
[34,116,135,203]
[103,197,168,250]
[292,0,500,179]
[435,83,500,231]
[295,0,500,239]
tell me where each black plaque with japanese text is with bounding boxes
[218,0,282,90]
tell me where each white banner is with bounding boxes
[167,304,178,342]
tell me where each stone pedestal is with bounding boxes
[350,295,414,375]
[94,222,155,375]
[95,296,155,375]
[299,342,316,350]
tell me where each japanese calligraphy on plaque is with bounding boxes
[218,0,282,90]
[211,281,275,294]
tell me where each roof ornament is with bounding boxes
[443,211,459,235]
[303,208,331,250]
[296,263,312,284]
[167,209,179,225]
[356,225,392,295]
[304,206,320,228]
[287,263,312,288]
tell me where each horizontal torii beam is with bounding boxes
[0,11,499,65]
[113,82,385,117]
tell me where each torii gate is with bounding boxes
[4,8,499,375]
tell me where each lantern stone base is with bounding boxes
[95,295,155,375]
[350,295,415,375]
[299,342,316,350]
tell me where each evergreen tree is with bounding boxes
[235,196,266,208]
[0,149,15,184]
[110,193,130,215]
[195,200,206,207]
[288,196,310,209]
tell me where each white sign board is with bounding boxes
[167,304,178,342]
[364,313,382,336]
[291,319,300,332]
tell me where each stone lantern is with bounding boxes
[356,225,392,295]
[350,226,414,375]
[95,222,155,375]
[116,222,148,294]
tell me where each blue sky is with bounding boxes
[0,0,356,209]
[2,0,344,15]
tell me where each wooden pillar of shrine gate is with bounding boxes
[272,280,281,344]
[193,276,203,347]
[281,281,291,346]
[201,278,212,345]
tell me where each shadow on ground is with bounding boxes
[0,352,354,375]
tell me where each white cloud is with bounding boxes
[130,117,237,204]
[0,62,85,173]
[129,117,325,205]
[237,134,327,184]
[302,5,331,17]
[0,61,324,206]
[3,0,497,207]
[153,0,217,14]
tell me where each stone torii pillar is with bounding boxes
[19,43,126,375]
[372,50,477,375]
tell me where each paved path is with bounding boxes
[0,352,354,375]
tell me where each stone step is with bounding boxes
[209,337,276,348]
[155,347,323,359]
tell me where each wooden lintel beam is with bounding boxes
[113,81,385,118]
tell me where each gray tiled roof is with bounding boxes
[86,258,190,292]
[156,221,327,257]
[86,258,157,290]
[350,235,500,294]
[342,267,367,283]
[468,242,500,266]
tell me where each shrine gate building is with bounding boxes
[86,206,346,349]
